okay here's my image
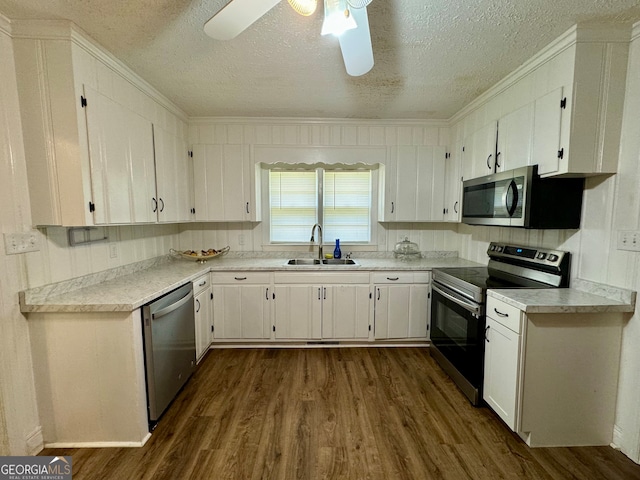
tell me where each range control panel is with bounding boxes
[487,242,567,266]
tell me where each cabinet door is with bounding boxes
[85,85,156,224]
[443,147,462,222]
[483,317,521,430]
[496,103,534,172]
[532,87,564,176]
[408,284,430,338]
[194,287,212,362]
[322,285,370,340]
[212,285,270,339]
[374,285,409,339]
[274,286,322,340]
[394,146,419,221]
[154,125,191,223]
[462,121,498,181]
[192,144,254,222]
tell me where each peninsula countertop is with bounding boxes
[20,254,482,313]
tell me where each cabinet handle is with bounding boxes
[323,287,326,300]
[152,197,158,212]
[234,276,247,281]
[485,325,490,342]
[265,288,269,300]
[195,299,200,313]
[246,202,250,214]
[495,152,501,169]
[391,201,395,214]
[159,198,165,212]
[494,308,508,317]
[386,277,399,281]
[318,288,321,300]
[454,201,459,213]
[377,288,381,301]
[198,280,207,287]
[486,154,493,170]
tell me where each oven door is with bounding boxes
[430,282,485,399]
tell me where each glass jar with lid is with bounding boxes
[393,237,421,261]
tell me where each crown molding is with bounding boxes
[11,19,189,123]
[189,116,449,127]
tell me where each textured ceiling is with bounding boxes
[1,0,640,119]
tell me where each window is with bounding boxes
[269,168,372,243]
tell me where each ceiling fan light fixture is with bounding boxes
[321,0,357,36]
[287,0,318,16]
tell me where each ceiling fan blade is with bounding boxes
[338,6,374,76]
[204,0,282,40]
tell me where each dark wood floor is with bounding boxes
[42,348,640,479]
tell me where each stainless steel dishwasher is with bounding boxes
[142,282,196,427]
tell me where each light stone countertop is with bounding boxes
[20,254,482,313]
[487,281,636,314]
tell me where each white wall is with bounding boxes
[0,17,41,455]
[181,119,462,254]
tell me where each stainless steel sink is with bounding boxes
[285,258,358,266]
[286,259,322,265]
[322,258,358,265]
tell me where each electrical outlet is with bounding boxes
[3,231,40,255]
[238,234,245,246]
[617,230,640,252]
[109,243,118,258]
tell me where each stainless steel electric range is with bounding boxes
[430,242,571,405]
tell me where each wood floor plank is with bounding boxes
[40,348,640,480]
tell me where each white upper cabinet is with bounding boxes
[462,121,497,181]
[153,126,192,223]
[456,25,630,180]
[85,86,156,224]
[380,146,447,222]
[496,102,534,173]
[13,24,189,227]
[193,144,258,222]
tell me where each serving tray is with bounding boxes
[170,246,230,263]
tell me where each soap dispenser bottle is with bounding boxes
[333,239,341,259]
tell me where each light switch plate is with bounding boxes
[4,231,40,255]
[617,230,640,252]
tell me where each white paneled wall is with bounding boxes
[182,119,459,253]
[0,19,40,456]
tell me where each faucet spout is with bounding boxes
[310,224,323,260]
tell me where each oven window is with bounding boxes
[430,287,485,387]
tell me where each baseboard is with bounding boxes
[25,426,44,455]
[612,424,624,450]
[209,342,430,349]
[44,433,152,449]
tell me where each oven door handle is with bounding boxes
[432,284,481,315]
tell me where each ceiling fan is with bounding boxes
[204,0,374,76]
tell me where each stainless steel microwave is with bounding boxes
[461,165,584,229]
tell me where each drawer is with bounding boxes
[192,274,210,294]
[372,271,429,284]
[486,296,523,334]
[209,271,271,284]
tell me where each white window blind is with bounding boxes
[269,169,371,243]
[323,171,371,243]
[269,171,317,242]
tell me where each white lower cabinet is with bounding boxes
[210,272,272,340]
[273,273,371,341]
[483,316,522,430]
[373,272,430,340]
[483,294,625,447]
[193,274,213,362]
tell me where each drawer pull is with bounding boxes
[234,276,247,281]
[195,299,200,313]
[198,280,207,287]
[387,277,399,281]
[494,308,508,317]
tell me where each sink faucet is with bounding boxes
[310,224,323,260]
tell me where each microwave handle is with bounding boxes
[504,179,519,217]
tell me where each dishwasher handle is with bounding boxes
[152,289,194,320]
